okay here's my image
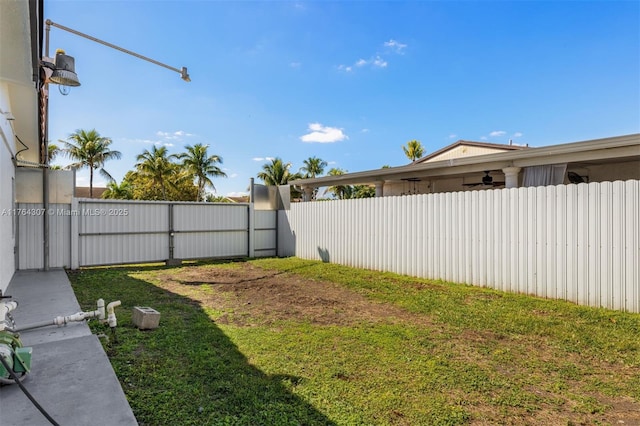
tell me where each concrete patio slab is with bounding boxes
[5,270,91,346]
[0,270,137,426]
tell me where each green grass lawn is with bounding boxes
[69,258,640,425]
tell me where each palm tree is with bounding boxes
[300,156,327,200]
[102,180,133,200]
[257,158,297,186]
[176,144,227,201]
[205,194,233,203]
[47,143,61,163]
[300,156,327,179]
[352,185,375,198]
[402,139,425,162]
[135,146,176,200]
[62,129,122,198]
[327,168,354,200]
[257,158,303,199]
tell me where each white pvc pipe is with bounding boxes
[0,301,18,332]
[15,299,109,332]
[106,301,121,328]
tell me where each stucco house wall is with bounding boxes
[0,83,16,293]
[0,0,41,293]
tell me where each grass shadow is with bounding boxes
[68,267,336,426]
[317,247,331,263]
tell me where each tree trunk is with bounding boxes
[89,167,94,198]
[198,178,205,201]
[160,178,167,200]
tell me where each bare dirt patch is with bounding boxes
[156,263,431,327]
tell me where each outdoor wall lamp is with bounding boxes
[42,18,191,89]
[42,48,81,88]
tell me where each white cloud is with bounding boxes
[290,62,301,68]
[252,157,275,162]
[339,56,386,72]
[229,173,238,178]
[513,132,523,137]
[361,128,370,133]
[344,56,387,70]
[372,56,388,68]
[480,136,488,141]
[300,123,348,143]
[384,39,408,54]
[449,134,457,139]
[489,130,507,137]
[338,39,406,73]
[156,130,193,140]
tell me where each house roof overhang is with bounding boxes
[291,133,640,188]
[0,0,42,165]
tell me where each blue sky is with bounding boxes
[46,1,640,197]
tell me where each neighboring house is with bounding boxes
[292,134,640,200]
[414,140,528,164]
[75,186,107,199]
[0,0,43,294]
[227,195,250,203]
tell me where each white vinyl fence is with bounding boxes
[279,180,640,313]
[17,199,277,269]
[17,203,72,270]
[16,182,640,312]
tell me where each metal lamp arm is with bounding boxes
[45,19,190,81]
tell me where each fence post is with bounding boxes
[166,203,181,266]
[248,178,255,258]
[248,203,255,258]
[70,197,79,270]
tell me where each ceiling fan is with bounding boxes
[463,171,505,187]
[567,171,586,184]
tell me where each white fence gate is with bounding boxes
[279,180,640,313]
[17,199,277,269]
